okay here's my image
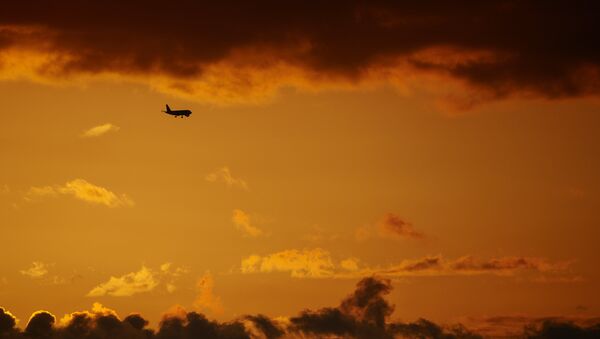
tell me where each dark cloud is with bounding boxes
[378,213,425,240]
[525,320,600,339]
[24,311,54,338]
[0,1,599,102]
[2,277,600,338]
[0,307,17,335]
[289,277,480,338]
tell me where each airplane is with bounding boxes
[162,104,192,118]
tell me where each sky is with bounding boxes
[1,1,600,338]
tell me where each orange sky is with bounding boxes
[1,2,600,338]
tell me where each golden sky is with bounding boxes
[1,2,600,338]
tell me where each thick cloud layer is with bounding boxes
[0,1,599,103]
[2,277,598,338]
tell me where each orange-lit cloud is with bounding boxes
[193,272,224,316]
[87,264,187,297]
[241,250,574,280]
[231,209,263,237]
[26,179,134,208]
[206,167,248,190]
[241,248,336,278]
[18,262,75,285]
[0,2,598,107]
[19,262,49,278]
[81,123,120,138]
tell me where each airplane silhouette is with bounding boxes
[162,104,192,118]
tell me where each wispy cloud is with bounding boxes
[26,179,134,208]
[20,261,49,278]
[81,123,120,138]
[205,167,248,190]
[87,263,187,297]
[241,249,574,280]
[193,272,223,316]
[232,209,263,237]
[19,261,76,285]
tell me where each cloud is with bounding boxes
[193,272,224,316]
[232,209,263,237]
[0,185,9,194]
[241,249,575,281]
[356,213,426,242]
[19,261,49,278]
[0,2,598,107]
[241,248,335,278]
[25,311,55,338]
[206,167,249,190]
[377,213,425,240]
[81,123,120,138]
[3,278,600,338]
[26,179,134,207]
[87,263,187,297]
[0,307,17,335]
[462,315,600,338]
[18,262,77,285]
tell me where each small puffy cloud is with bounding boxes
[378,213,425,239]
[87,263,187,297]
[241,248,335,278]
[20,262,49,278]
[193,272,224,316]
[232,209,263,237]
[81,123,120,138]
[87,266,158,297]
[205,167,248,190]
[26,179,134,208]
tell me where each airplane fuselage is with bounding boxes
[162,104,192,118]
[165,110,192,117]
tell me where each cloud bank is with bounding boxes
[2,278,599,338]
[241,249,575,281]
[0,1,599,106]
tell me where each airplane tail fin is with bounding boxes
[165,104,171,112]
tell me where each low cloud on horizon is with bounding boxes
[1,277,598,338]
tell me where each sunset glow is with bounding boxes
[1,2,600,338]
